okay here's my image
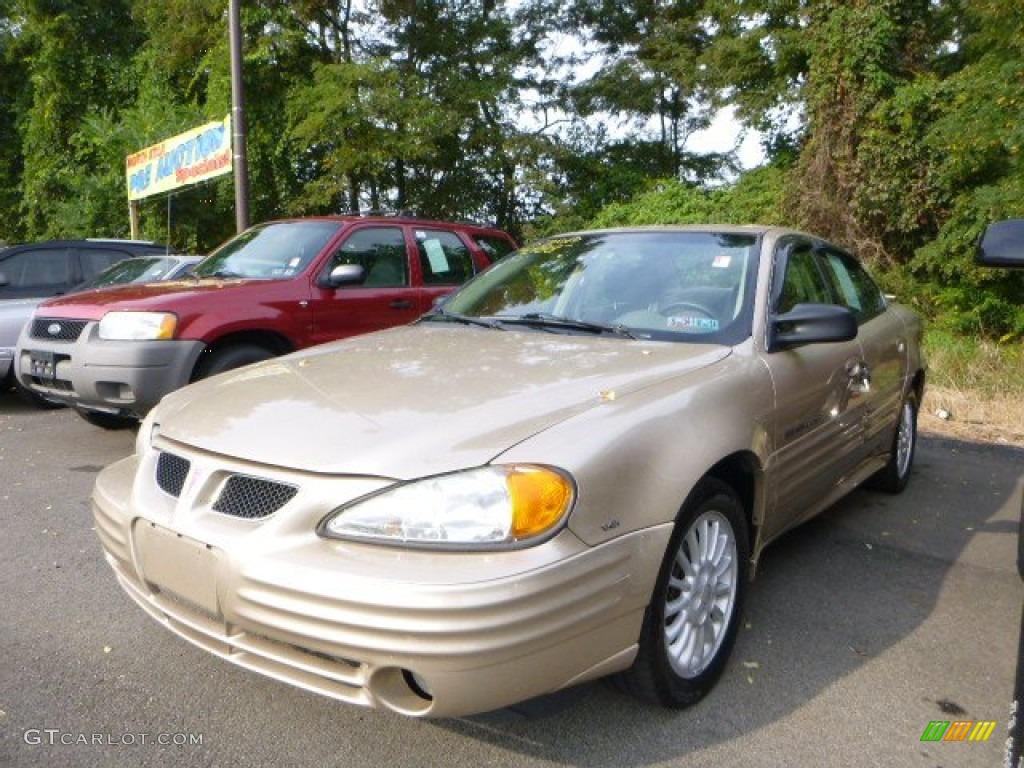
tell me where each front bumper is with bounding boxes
[14,319,204,418]
[92,451,671,717]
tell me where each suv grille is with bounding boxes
[213,475,298,519]
[156,452,191,497]
[30,318,89,342]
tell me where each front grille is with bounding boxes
[156,452,191,497]
[213,475,297,519]
[30,318,89,342]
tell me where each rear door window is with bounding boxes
[414,229,476,285]
[0,248,74,296]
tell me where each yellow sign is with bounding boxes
[126,115,232,201]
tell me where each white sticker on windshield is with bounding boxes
[288,257,301,268]
[712,254,732,269]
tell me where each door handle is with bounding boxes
[390,300,413,310]
[845,359,871,391]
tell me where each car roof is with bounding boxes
[0,238,167,253]
[548,224,784,237]
[254,215,512,236]
[538,224,854,254]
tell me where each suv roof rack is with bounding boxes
[336,209,500,230]
[337,209,422,219]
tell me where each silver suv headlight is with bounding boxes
[98,311,177,340]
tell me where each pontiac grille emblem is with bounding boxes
[47,323,62,336]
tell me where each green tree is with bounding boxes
[16,0,143,239]
[567,0,721,180]
[0,2,29,242]
[285,0,561,236]
[587,166,787,229]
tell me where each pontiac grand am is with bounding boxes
[92,226,924,717]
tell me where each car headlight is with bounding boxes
[135,409,159,456]
[319,465,575,549]
[98,311,177,340]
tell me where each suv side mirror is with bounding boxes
[768,303,858,351]
[321,263,365,288]
[977,219,1024,268]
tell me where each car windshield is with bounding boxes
[438,230,760,344]
[193,221,342,280]
[77,256,193,290]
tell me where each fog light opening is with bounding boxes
[402,669,433,701]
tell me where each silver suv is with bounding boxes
[0,243,179,404]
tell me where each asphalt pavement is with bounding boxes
[1,393,1020,768]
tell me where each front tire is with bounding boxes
[192,344,274,381]
[616,478,749,708]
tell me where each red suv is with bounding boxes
[15,215,516,427]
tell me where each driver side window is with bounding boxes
[327,227,409,288]
[775,245,832,313]
[819,249,887,322]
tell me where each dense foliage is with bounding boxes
[0,0,1021,336]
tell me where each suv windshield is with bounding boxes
[77,256,192,290]
[440,230,760,344]
[194,221,342,280]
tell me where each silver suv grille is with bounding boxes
[30,318,88,342]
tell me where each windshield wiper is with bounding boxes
[420,307,505,330]
[498,312,637,339]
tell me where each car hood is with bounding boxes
[155,325,730,479]
[34,278,275,319]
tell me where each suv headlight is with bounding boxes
[319,465,574,549]
[98,311,177,340]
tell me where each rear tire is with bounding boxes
[193,344,274,381]
[866,391,917,494]
[615,478,749,708]
[75,408,137,430]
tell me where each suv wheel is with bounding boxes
[193,344,274,380]
[11,375,64,410]
[75,408,137,430]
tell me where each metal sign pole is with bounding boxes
[229,0,250,233]
[129,200,140,240]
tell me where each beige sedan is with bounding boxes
[92,226,924,717]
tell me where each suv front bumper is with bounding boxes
[15,320,205,418]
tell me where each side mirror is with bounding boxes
[768,303,858,351]
[977,219,1024,268]
[321,263,365,288]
